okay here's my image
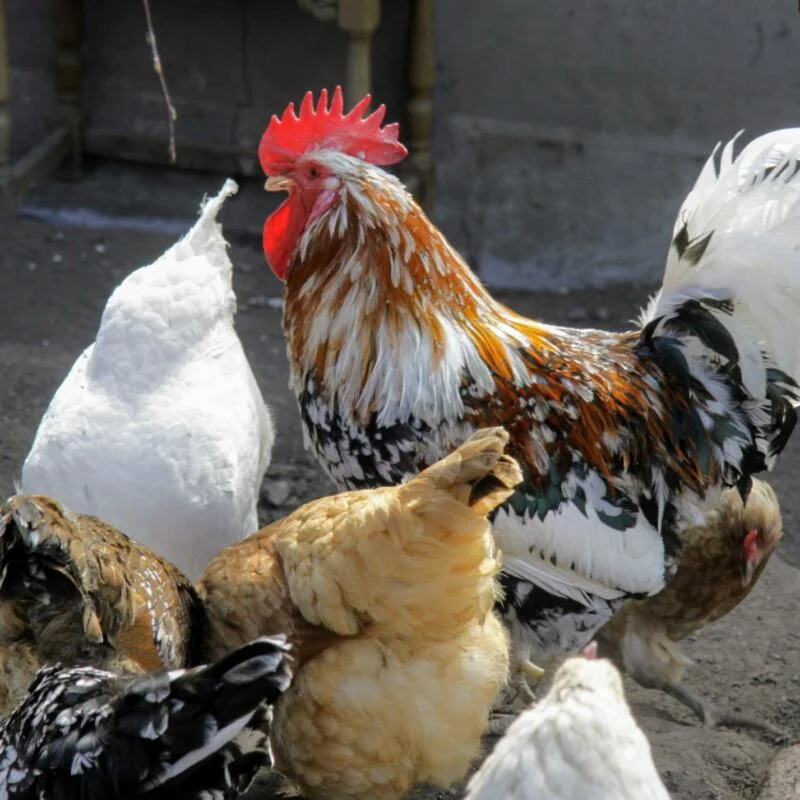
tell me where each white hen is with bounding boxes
[20,180,273,579]
[466,649,670,800]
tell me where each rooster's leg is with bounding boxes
[665,682,786,737]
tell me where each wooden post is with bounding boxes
[54,0,84,177]
[403,0,435,207]
[0,0,11,167]
[337,0,380,101]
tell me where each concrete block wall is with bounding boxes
[432,0,800,289]
[82,0,410,164]
[7,0,800,290]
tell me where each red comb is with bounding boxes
[259,87,408,175]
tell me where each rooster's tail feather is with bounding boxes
[639,130,800,483]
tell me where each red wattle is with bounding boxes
[263,197,308,281]
[743,528,760,562]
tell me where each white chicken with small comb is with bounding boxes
[465,644,671,800]
[20,180,273,579]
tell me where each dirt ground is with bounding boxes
[2,163,800,799]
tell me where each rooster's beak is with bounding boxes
[264,176,292,192]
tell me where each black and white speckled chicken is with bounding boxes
[0,494,204,715]
[0,635,292,799]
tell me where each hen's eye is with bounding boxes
[307,165,321,180]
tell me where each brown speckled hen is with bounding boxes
[0,494,203,715]
[198,427,517,800]
[595,478,782,729]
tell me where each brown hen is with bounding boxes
[0,494,203,715]
[595,478,782,729]
[198,427,518,800]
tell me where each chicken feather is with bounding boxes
[596,477,783,729]
[259,95,800,683]
[198,427,517,800]
[0,636,291,799]
[20,180,273,579]
[0,493,203,716]
[465,653,671,800]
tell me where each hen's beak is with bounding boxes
[264,175,292,192]
[742,528,760,587]
[743,558,757,587]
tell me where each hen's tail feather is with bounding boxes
[0,495,104,643]
[169,178,239,269]
[0,636,293,798]
[639,130,800,485]
[138,635,293,794]
[413,427,524,514]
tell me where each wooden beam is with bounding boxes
[0,127,71,212]
[83,128,261,177]
[337,0,380,100]
[54,0,84,177]
[0,0,10,167]
[401,0,435,208]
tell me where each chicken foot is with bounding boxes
[487,661,543,736]
[663,682,786,737]
[521,659,546,681]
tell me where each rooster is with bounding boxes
[0,636,292,799]
[21,180,273,580]
[258,88,800,693]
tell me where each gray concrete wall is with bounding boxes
[7,0,57,159]
[8,0,800,290]
[432,0,800,289]
[82,0,410,163]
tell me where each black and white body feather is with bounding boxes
[0,636,292,799]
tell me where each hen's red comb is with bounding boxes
[581,641,599,660]
[259,86,408,175]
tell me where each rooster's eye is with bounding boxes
[306,165,321,180]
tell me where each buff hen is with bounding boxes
[465,644,671,800]
[198,427,518,800]
[596,478,782,730]
[0,494,203,716]
[20,179,273,579]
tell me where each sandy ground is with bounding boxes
[2,163,800,799]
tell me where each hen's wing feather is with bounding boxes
[0,495,201,674]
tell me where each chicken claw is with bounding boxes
[521,659,546,681]
[665,682,787,739]
[488,665,539,736]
